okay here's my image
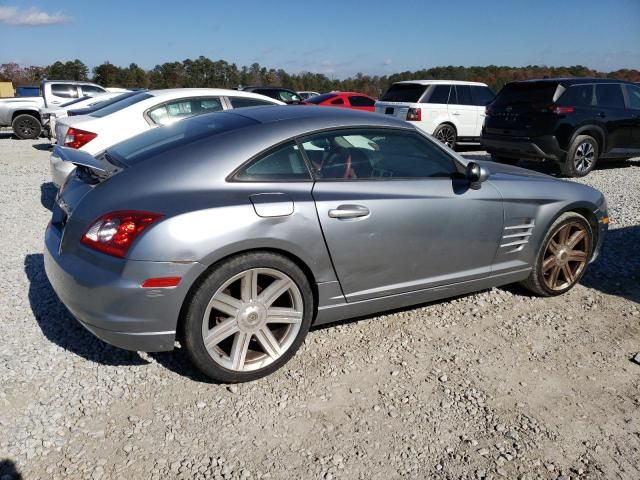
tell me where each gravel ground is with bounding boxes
[0,134,639,480]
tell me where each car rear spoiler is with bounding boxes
[53,146,108,173]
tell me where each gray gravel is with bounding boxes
[1,135,639,479]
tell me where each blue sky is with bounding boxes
[1,0,639,78]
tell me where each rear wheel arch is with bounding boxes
[11,109,41,123]
[569,125,605,154]
[177,247,319,342]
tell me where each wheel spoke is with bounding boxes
[230,332,251,370]
[542,255,556,272]
[209,292,241,318]
[204,318,239,349]
[557,225,570,245]
[258,278,291,307]
[562,264,574,284]
[548,265,561,289]
[548,239,561,254]
[267,307,303,324]
[255,327,282,359]
[567,229,586,249]
[567,250,587,262]
[240,270,258,302]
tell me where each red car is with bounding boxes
[306,91,376,112]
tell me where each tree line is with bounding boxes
[1,57,639,97]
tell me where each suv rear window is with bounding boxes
[381,83,428,102]
[493,82,560,107]
[91,92,153,118]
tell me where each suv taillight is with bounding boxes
[406,107,421,121]
[546,104,574,115]
[64,127,97,149]
[81,211,162,258]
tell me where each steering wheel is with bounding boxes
[321,152,356,179]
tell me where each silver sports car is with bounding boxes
[44,106,609,382]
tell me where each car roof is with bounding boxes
[224,104,409,129]
[508,77,635,86]
[394,80,488,86]
[148,88,281,98]
[332,91,372,97]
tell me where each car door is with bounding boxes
[301,128,504,302]
[624,83,640,150]
[448,85,477,138]
[594,83,631,153]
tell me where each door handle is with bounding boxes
[328,205,370,219]
[451,111,461,116]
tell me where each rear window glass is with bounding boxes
[348,95,375,107]
[493,82,560,106]
[305,93,337,104]
[108,112,258,166]
[229,96,275,108]
[90,92,153,118]
[381,83,428,103]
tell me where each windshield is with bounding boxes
[381,83,428,102]
[108,112,258,166]
[90,92,152,118]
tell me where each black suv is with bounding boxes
[241,86,305,104]
[481,78,640,177]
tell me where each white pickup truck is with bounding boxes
[0,80,108,139]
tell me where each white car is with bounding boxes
[40,92,125,140]
[374,80,495,149]
[50,88,285,186]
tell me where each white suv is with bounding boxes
[374,80,495,149]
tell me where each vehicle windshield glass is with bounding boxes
[90,92,152,118]
[305,93,337,104]
[108,112,258,166]
[493,82,559,106]
[381,83,428,102]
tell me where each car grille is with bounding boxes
[500,220,535,253]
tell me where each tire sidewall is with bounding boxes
[183,252,314,383]
[433,124,457,148]
[533,213,594,296]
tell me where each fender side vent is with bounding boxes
[500,220,535,253]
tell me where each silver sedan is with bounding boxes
[44,106,608,382]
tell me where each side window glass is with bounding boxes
[348,96,375,107]
[299,129,457,180]
[229,97,273,108]
[81,85,106,96]
[470,86,495,106]
[626,85,640,109]
[148,97,222,125]
[331,98,344,105]
[595,84,625,109]
[558,85,594,107]
[234,142,311,181]
[454,85,473,105]
[51,84,79,99]
[424,85,450,104]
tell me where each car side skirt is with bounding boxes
[313,268,531,326]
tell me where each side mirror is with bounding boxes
[466,161,489,189]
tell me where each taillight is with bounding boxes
[81,211,162,258]
[545,104,574,115]
[64,127,97,149]
[406,107,421,121]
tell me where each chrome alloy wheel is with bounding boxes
[435,126,456,148]
[201,268,304,372]
[573,142,595,174]
[542,221,591,291]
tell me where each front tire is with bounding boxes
[12,114,42,140]
[560,135,599,177]
[521,212,593,296]
[433,124,457,149]
[182,252,314,383]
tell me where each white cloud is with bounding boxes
[0,6,71,26]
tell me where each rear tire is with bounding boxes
[182,252,314,383]
[12,114,42,140]
[521,212,593,297]
[433,124,457,149]
[560,135,598,177]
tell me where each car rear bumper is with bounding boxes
[481,134,564,161]
[50,151,76,188]
[44,223,206,352]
